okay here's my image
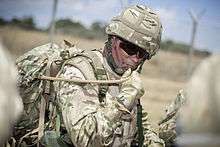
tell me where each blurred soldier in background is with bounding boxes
[178,54,220,147]
[14,5,181,147]
[0,41,23,145]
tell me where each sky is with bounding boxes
[0,0,219,52]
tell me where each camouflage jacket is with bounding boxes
[14,43,182,147]
[15,43,140,146]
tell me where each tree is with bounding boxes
[91,22,105,32]
[90,21,106,39]
[0,17,7,25]
[55,19,85,30]
[10,17,36,30]
[21,17,36,29]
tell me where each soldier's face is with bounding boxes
[111,36,147,72]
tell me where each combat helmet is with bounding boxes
[106,5,162,59]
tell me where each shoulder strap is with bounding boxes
[81,50,108,103]
[64,49,109,103]
[137,99,144,147]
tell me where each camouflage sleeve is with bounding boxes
[158,90,185,146]
[56,65,126,146]
[142,112,165,147]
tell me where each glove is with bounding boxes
[117,69,145,110]
[159,121,177,146]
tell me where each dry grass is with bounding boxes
[0,26,206,124]
[0,26,103,58]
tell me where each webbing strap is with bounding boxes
[37,95,46,147]
[38,59,61,146]
[37,60,52,147]
[137,99,144,147]
[81,50,109,103]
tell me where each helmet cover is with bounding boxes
[106,5,163,59]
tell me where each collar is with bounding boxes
[103,57,121,80]
[93,49,121,80]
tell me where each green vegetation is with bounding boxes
[55,19,106,40]
[161,40,210,56]
[0,17,36,30]
[0,16,210,56]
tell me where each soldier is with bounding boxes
[55,5,164,147]
[15,5,179,147]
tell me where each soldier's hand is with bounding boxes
[117,69,145,110]
[121,69,145,99]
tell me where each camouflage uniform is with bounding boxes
[55,5,164,147]
[14,4,182,147]
[55,49,184,147]
[56,50,140,146]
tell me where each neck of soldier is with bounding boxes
[103,45,125,76]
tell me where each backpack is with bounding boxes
[15,42,108,146]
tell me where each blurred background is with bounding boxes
[0,0,219,125]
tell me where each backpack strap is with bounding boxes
[136,99,144,147]
[65,49,109,103]
[81,50,108,103]
[38,59,62,145]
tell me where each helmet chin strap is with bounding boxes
[137,62,144,74]
[136,58,146,74]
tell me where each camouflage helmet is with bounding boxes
[106,5,162,59]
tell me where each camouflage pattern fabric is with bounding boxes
[14,43,181,147]
[158,90,185,146]
[55,54,143,146]
[14,43,63,145]
[141,112,165,147]
[106,5,162,59]
[14,43,81,145]
[55,50,172,147]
